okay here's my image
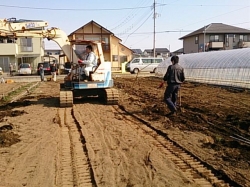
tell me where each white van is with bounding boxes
[125,57,163,74]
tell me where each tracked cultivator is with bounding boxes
[59,83,119,107]
[59,41,119,107]
[0,18,118,107]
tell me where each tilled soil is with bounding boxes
[114,76,250,187]
[0,76,249,187]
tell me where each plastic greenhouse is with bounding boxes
[155,48,250,89]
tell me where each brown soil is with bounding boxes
[115,76,250,187]
[0,76,249,187]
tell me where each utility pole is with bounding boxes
[153,0,156,57]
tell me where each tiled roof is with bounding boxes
[179,23,250,39]
[144,48,169,53]
[131,49,143,54]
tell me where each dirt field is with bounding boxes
[0,76,249,187]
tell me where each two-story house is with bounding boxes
[0,37,44,73]
[179,23,250,54]
[68,20,133,71]
[143,48,170,58]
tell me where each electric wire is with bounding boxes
[0,4,165,11]
[108,0,150,30]
[0,3,245,11]
[123,11,154,44]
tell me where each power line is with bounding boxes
[108,0,150,29]
[111,0,152,31]
[178,5,250,29]
[0,4,165,11]
[123,11,154,44]
[119,30,193,35]
[0,3,246,11]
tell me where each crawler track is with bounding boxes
[57,108,96,187]
[105,88,119,105]
[115,105,241,187]
[60,91,73,107]
[57,103,240,186]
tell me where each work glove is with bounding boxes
[158,82,164,89]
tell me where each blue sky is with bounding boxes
[0,0,250,52]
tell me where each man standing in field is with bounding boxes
[39,64,44,81]
[159,55,185,116]
[51,63,57,82]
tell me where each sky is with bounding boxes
[0,0,250,52]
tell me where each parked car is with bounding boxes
[0,67,3,75]
[18,63,32,75]
[37,62,51,75]
[125,57,164,74]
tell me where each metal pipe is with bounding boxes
[153,0,156,58]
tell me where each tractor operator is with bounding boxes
[78,45,97,82]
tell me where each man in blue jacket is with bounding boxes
[160,55,185,116]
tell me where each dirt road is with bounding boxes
[0,76,249,187]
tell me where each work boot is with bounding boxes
[165,111,177,117]
[165,108,177,117]
[84,76,89,82]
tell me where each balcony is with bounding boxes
[238,41,250,48]
[19,45,33,52]
[209,42,224,48]
[0,43,18,55]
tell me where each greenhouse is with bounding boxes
[155,48,250,89]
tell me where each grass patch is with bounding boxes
[1,83,34,102]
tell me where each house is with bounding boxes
[0,37,44,73]
[171,48,184,56]
[143,48,170,58]
[179,23,250,54]
[131,49,143,55]
[67,20,134,71]
[44,49,63,63]
[131,49,143,58]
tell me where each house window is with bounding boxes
[0,57,9,72]
[20,38,33,52]
[102,37,109,44]
[112,55,118,61]
[239,35,243,41]
[243,35,248,41]
[210,35,219,42]
[215,35,219,42]
[233,35,236,42]
[226,35,229,47]
[195,36,198,44]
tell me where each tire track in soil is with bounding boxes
[72,103,239,187]
[58,108,96,187]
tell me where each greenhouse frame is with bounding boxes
[155,48,250,89]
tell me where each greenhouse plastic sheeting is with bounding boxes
[155,48,250,89]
